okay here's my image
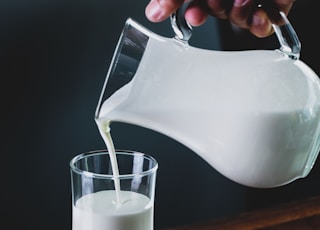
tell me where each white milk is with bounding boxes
[95,120,122,203]
[72,190,153,230]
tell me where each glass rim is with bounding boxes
[70,149,158,179]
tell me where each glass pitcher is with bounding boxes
[95,9,320,188]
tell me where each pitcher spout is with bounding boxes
[95,18,151,119]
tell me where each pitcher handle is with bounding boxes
[272,11,301,60]
[171,6,301,59]
[170,6,192,43]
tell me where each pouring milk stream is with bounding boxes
[95,10,320,190]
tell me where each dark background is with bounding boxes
[1,1,320,229]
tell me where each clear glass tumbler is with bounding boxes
[70,150,158,230]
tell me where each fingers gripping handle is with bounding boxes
[171,5,301,60]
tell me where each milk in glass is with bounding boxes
[72,190,153,230]
[72,120,154,230]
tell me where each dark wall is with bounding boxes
[1,1,319,230]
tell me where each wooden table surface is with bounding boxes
[164,195,320,230]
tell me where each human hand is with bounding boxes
[145,0,296,38]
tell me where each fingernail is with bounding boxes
[252,14,265,26]
[234,0,249,7]
[146,1,164,22]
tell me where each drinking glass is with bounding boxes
[70,150,158,230]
